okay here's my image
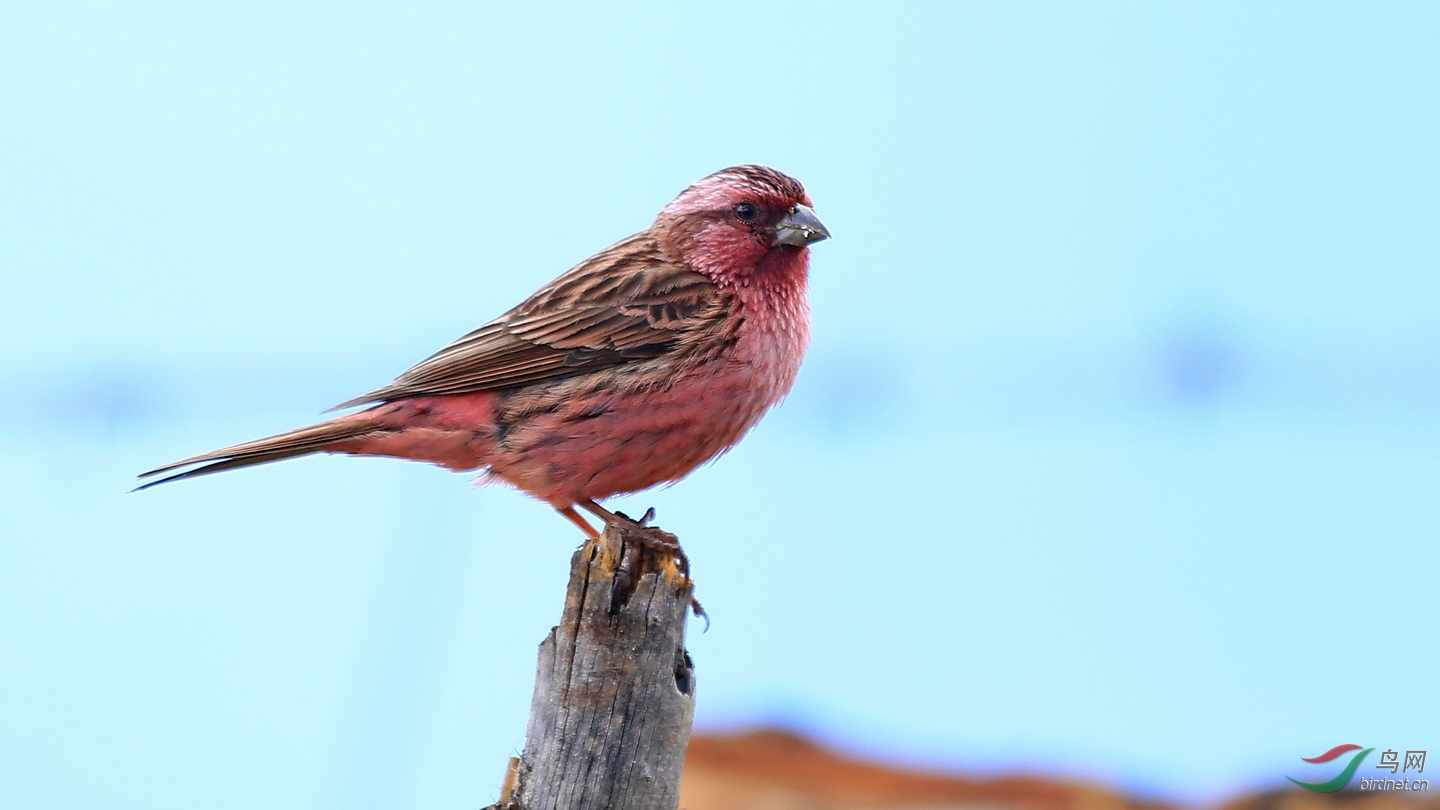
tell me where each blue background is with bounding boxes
[3,3,1436,808]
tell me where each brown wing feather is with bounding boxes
[334,233,729,408]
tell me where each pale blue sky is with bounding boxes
[3,3,1437,808]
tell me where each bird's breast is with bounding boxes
[481,286,810,506]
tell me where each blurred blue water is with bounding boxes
[2,3,1437,808]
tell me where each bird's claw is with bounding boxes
[690,596,710,632]
[584,502,702,624]
[611,508,688,576]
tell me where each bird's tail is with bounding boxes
[135,416,382,490]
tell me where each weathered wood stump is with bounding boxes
[487,513,697,810]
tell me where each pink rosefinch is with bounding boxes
[139,165,829,538]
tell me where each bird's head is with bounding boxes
[654,165,829,288]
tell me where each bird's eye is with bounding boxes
[733,202,759,223]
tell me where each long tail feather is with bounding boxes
[135,418,382,491]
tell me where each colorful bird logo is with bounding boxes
[1287,744,1374,792]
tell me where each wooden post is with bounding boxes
[486,513,698,810]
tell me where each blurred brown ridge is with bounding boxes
[679,729,1438,810]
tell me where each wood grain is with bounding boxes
[488,516,697,810]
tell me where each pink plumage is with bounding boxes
[139,165,829,536]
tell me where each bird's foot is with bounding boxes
[610,507,688,573]
[579,501,689,574]
[609,509,707,629]
[606,507,688,592]
[579,502,705,626]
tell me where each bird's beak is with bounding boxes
[772,204,830,248]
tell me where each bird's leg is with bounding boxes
[578,499,619,525]
[557,505,601,539]
[581,500,661,529]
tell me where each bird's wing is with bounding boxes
[334,234,732,408]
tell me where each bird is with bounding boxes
[138,165,829,539]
